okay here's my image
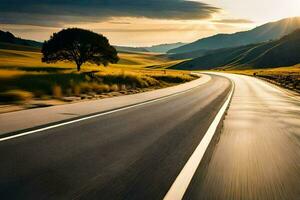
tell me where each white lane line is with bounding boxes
[0,75,209,142]
[163,80,234,200]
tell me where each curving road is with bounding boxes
[184,73,300,200]
[0,73,299,200]
[0,74,231,200]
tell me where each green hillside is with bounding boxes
[172,29,300,70]
[168,48,209,60]
[0,42,41,52]
[145,42,186,53]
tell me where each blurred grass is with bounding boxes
[217,64,300,76]
[0,47,193,103]
[0,90,33,103]
[0,71,193,98]
[216,64,300,92]
[0,49,172,70]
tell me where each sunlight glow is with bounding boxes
[1,0,299,46]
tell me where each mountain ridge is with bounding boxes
[0,30,185,54]
[0,30,42,48]
[168,17,300,54]
[115,42,186,53]
[172,29,300,70]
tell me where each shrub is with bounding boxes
[120,84,127,91]
[78,82,93,93]
[90,83,110,93]
[52,85,63,98]
[73,85,81,96]
[151,74,194,83]
[141,76,160,87]
[0,90,33,103]
[77,82,111,94]
[97,72,159,88]
[110,84,119,92]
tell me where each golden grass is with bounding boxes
[0,89,33,103]
[213,65,300,93]
[0,49,171,70]
[0,48,189,82]
[0,69,30,78]
[0,48,194,103]
[214,64,300,76]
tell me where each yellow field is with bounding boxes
[0,47,193,105]
[0,49,174,70]
[0,48,189,80]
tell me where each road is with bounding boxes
[0,74,211,134]
[0,73,299,200]
[0,74,231,200]
[184,73,300,200]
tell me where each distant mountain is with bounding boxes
[172,29,300,70]
[169,17,300,54]
[168,49,209,60]
[115,42,186,53]
[0,32,146,53]
[145,42,186,53]
[0,30,184,54]
[114,46,149,53]
[0,30,42,48]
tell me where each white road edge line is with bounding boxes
[163,79,234,200]
[0,74,208,142]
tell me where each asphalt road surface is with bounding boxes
[1,73,299,200]
[0,74,231,200]
[184,74,300,200]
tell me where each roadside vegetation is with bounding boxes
[220,65,300,93]
[0,68,194,103]
[0,41,195,109]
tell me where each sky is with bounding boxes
[0,0,300,46]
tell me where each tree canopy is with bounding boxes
[42,28,119,71]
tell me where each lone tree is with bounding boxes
[42,28,119,71]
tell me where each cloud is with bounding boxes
[94,27,210,33]
[0,0,220,27]
[108,22,132,25]
[212,18,254,24]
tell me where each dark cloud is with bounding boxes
[213,19,254,24]
[0,0,219,27]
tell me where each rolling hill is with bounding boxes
[0,30,42,48]
[115,42,186,53]
[0,30,184,54]
[169,17,300,54]
[114,46,149,53]
[145,42,186,53]
[0,42,41,52]
[172,29,300,70]
[0,30,152,54]
[167,48,209,60]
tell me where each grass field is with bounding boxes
[218,65,300,92]
[0,48,172,69]
[219,65,300,75]
[0,46,193,106]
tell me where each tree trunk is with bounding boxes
[76,63,81,72]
